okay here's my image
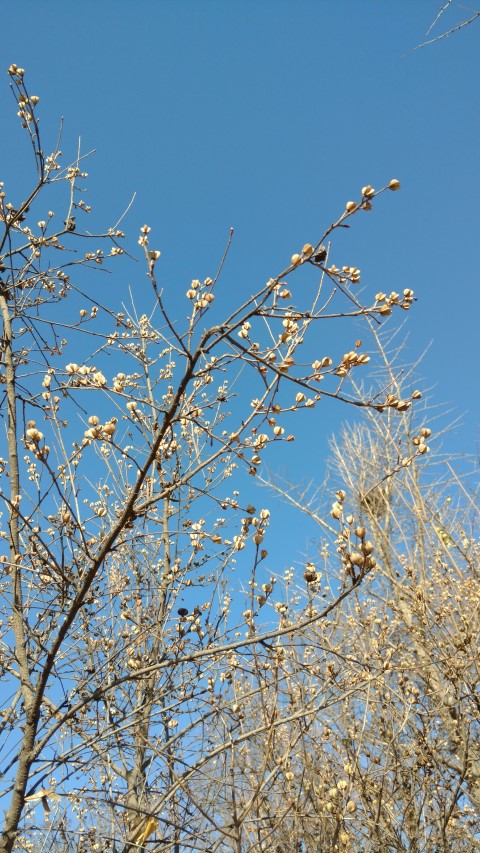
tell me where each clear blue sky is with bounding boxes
[2,1,479,572]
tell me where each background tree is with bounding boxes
[261,329,479,851]
[0,66,419,853]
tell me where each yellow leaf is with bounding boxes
[132,816,158,845]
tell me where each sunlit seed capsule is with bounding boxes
[26,428,43,442]
[331,503,342,519]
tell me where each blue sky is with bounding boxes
[2,1,479,575]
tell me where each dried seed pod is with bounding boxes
[311,245,327,264]
[304,566,318,583]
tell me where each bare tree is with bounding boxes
[260,330,479,851]
[0,66,422,853]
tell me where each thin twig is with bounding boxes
[413,9,480,50]
[426,0,453,36]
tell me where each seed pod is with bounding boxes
[304,567,318,583]
[312,245,327,264]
